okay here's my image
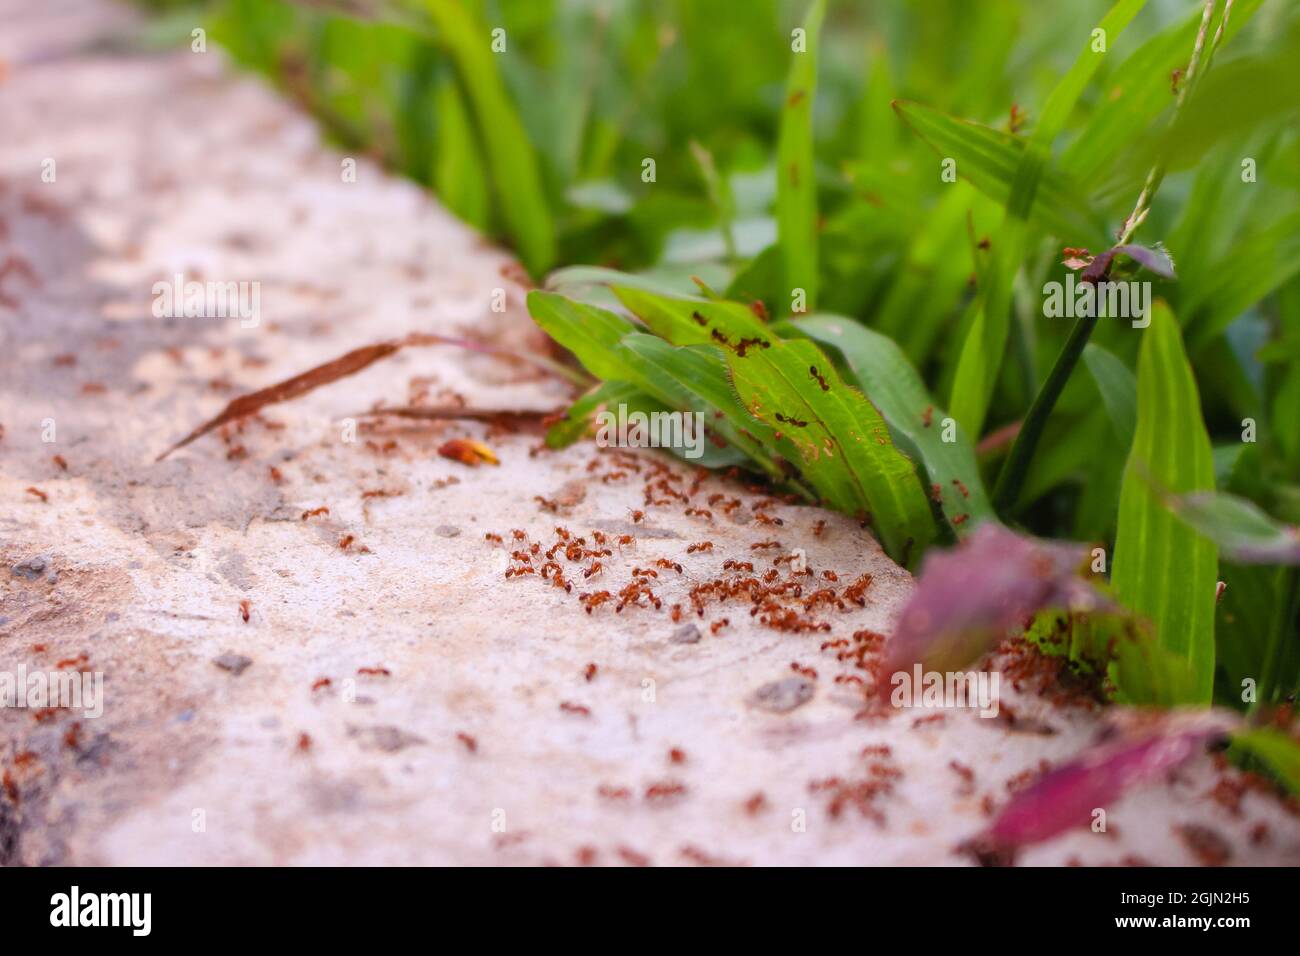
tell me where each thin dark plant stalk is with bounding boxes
[992,0,1230,514]
[992,313,1100,511]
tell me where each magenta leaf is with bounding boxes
[1081,243,1177,283]
[878,523,1107,683]
[979,712,1237,855]
[1165,490,1300,565]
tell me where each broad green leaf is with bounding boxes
[786,315,993,537]
[1113,302,1217,704]
[546,381,644,450]
[612,286,935,564]
[1082,343,1136,448]
[545,265,715,309]
[616,334,795,485]
[892,101,1107,247]
[529,292,794,482]
[423,0,554,276]
[776,0,824,312]
[532,290,747,455]
[527,291,638,382]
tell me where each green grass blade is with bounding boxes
[1060,0,1263,188]
[546,380,642,450]
[892,101,1108,247]
[776,0,825,312]
[424,0,555,276]
[948,0,1146,437]
[1185,211,1300,352]
[1112,301,1218,705]
[1231,728,1300,794]
[1082,342,1137,448]
[786,315,994,537]
[1215,561,1279,705]
[526,291,637,381]
[873,184,990,363]
[432,76,490,229]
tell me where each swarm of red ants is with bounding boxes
[485,447,890,700]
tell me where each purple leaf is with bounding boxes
[978,712,1236,856]
[1081,243,1177,283]
[878,524,1107,685]
[1165,490,1300,565]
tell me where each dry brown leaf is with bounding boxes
[438,438,500,467]
[155,332,583,461]
[156,340,403,461]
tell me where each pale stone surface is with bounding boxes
[1,0,1297,866]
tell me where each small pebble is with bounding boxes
[670,624,701,645]
[213,653,253,676]
[348,724,426,753]
[750,676,815,713]
[11,556,49,580]
[435,525,461,538]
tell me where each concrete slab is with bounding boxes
[1,0,1297,866]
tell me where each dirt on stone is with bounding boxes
[1,0,1298,867]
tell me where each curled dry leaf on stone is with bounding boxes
[155,332,579,461]
[437,438,499,467]
[974,710,1237,860]
[878,523,1108,686]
